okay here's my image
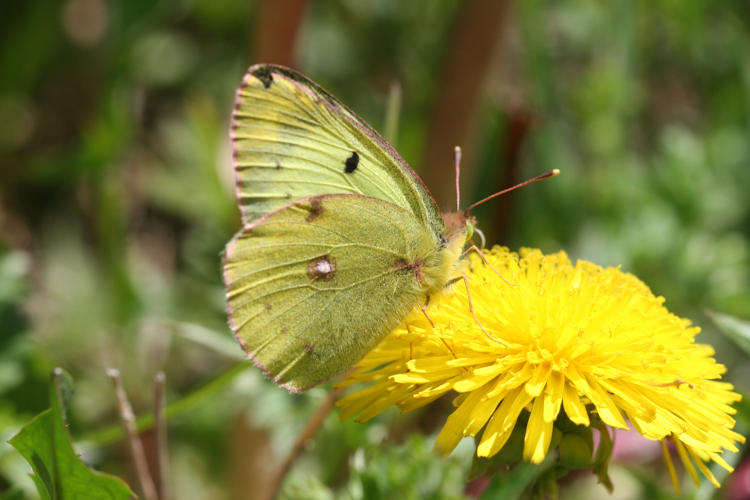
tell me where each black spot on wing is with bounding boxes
[252,67,274,88]
[344,151,359,173]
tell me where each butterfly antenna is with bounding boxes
[454,146,462,212]
[465,169,560,214]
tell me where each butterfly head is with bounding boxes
[442,211,476,250]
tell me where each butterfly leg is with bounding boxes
[462,245,516,286]
[414,302,460,360]
[460,274,507,345]
[420,296,436,328]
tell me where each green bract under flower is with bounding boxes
[337,247,745,489]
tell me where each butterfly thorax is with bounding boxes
[414,211,471,298]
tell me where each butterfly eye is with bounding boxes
[465,220,475,241]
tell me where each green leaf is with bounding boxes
[708,310,750,356]
[7,368,134,500]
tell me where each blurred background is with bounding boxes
[1,1,749,498]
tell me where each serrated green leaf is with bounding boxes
[8,369,134,500]
[708,310,750,356]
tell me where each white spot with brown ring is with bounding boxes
[307,255,336,281]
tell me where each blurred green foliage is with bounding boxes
[0,0,748,498]
[278,435,473,500]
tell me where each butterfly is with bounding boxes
[223,64,477,392]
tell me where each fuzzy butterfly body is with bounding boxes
[224,64,469,392]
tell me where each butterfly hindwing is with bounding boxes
[223,193,442,392]
[231,64,444,237]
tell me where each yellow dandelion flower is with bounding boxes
[337,247,745,489]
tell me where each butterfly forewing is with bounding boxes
[223,194,441,391]
[231,64,444,237]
